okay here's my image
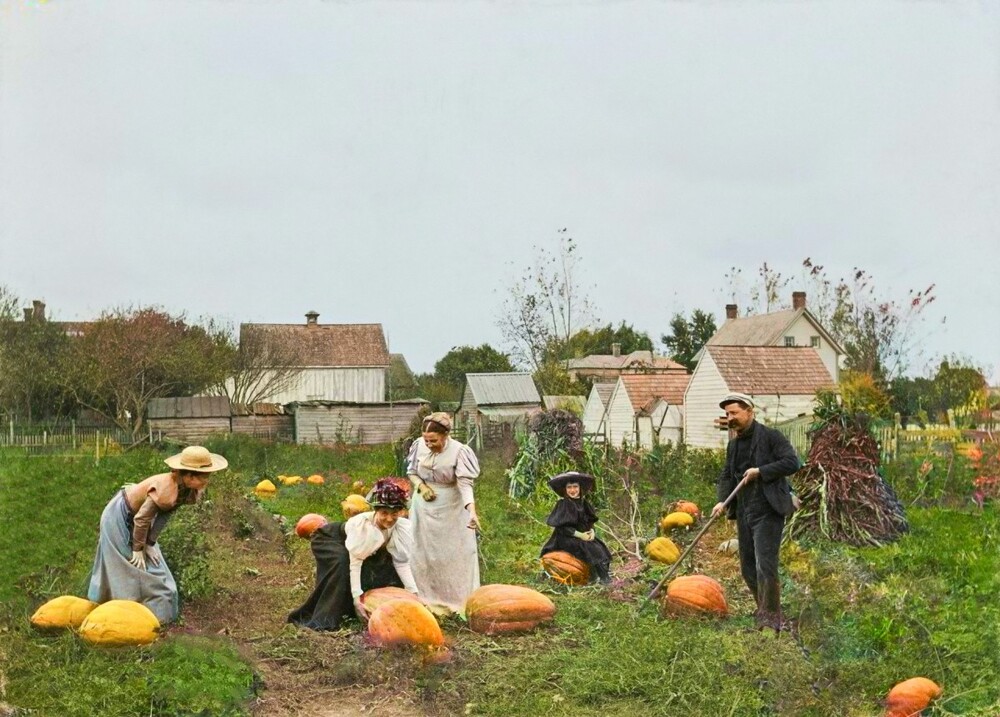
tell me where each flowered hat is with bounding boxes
[369,479,408,509]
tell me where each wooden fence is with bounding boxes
[0,421,134,460]
[773,420,968,462]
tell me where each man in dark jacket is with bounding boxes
[711,393,800,632]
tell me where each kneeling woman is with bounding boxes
[288,479,418,631]
[540,471,613,584]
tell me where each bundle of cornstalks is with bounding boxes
[789,411,908,547]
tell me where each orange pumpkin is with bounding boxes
[540,551,590,586]
[367,599,444,648]
[662,575,728,617]
[674,500,700,517]
[360,586,422,612]
[884,677,942,717]
[294,513,327,539]
[307,474,325,485]
[464,584,556,635]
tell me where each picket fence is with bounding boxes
[774,420,967,462]
[0,421,134,460]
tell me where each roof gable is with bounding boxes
[706,345,834,395]
[567,350,686,371]
[241,322,390,367]
[466,372,541,406]
[707,308,845,355]
[593,382,616,405]
[617,372,691,412]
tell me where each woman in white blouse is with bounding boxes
[288,479,418,631]
[406,412,482,612]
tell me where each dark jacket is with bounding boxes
[717,421,800,518]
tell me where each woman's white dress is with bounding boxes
[406,437,481,612]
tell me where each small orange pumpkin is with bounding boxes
[307,474,325,485]
[540,551,590,586]
[464,584,556,635]
[367,599,444,648]
[360,586,422,612]
[662,574,728,617]
[884,677,942,717]
[294,513,327,539]
[674,500,700,517]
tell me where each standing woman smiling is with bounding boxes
[406,412,482,612]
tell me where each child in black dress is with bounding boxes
[540,471,612,584]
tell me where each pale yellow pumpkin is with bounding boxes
[659,511,695,532]
[78,600,160,646]
[646,537,681,564]
[341,494,371,518]
[30,595,99,631]
[254,479,277,497]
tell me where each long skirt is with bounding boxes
[287,522,403,631]
[86,491,179,624]
[408,482,480,612]
[540,531,612,574]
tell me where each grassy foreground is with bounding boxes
[0,435,998,716]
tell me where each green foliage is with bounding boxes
[661,309,717,371]
[557,322,654,361]
[148,636,257,716]
[434,344,515,386]
[891,357,989,427]
[839,370,892,419]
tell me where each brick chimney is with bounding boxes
[32,300,46,320]
[305,311,319,326]
[725,304,738,320]
[611,343,621,357]
[23,308,32,322]
[792,292,806,310]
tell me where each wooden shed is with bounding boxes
[290,399,429,446]
[604,373,691,449]
[458,373,542,447]
[147,396,231,443]
[581,382,616,439]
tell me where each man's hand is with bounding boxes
[128,550,146,570]
[353,598,369,622]
[742,467,761,481]
[416,481,437,502]
[711,502,726,519]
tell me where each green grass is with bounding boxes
[2,440,998,716]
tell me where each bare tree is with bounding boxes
[496,229,596,370]
[208,323,305,408]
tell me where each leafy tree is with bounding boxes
[61,307,232,436]
[497,228,595,370]
[412,374,462,409]
[558,322,653,361]
[0,302,73,421]
[661,310,717,371]
[889,375,935,426]
[839,371,892,419]
[532,360,580,397]
[387,354,419,400]
[433,344,514,387]
[929,357,988,426]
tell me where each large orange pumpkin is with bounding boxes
[360,587,422,612]
[294,513,327,539]
[674,500,700,517]
[662,575,728,617]
[464,584,556,635]
[367,599,444,648]
[540,551,590,586]
[884,677,942,717]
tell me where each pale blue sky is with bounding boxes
[2,0,998,378]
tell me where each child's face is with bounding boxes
[565,483,581,499]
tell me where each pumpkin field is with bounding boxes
[1,434,998,716]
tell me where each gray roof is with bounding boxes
[147,396,231,419]
[707,308,844,355]
[593,382,617,405]
[465,372,541,406]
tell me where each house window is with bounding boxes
[783,336,795,347]
[810,336,820,348]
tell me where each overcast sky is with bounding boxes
[2,0,998,379]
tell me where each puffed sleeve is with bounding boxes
[455,443,480,507]
[387,519,419,594]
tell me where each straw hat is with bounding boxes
[164,445,228,473]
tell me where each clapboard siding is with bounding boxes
[148,417,232,443]
[248,367,386,404]
[294,402,426,445]
[231,415,293,440]
[582,386,609,436]
[684,352,730,449]
[605,380,638,447]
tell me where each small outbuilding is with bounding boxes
[458,372,542,447]
[147,396,232,443]
[289,399,429,446]
[603,373,691,449]
[581,382,617,439]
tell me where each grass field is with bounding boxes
[1,435,997,716]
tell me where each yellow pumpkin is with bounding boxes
[659,511,695,532]
[367,599,444,648]
[78,600,160,646]
[307,474,325,485]
[540,551,590,586]
[646,537,681,564]
[464,584,556,635]
[254,479,277,497]
[341,494,371,518]
[885,677,942,717]
[30,595,99,631]
[278,475,302,486]
[662,575,728,618]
